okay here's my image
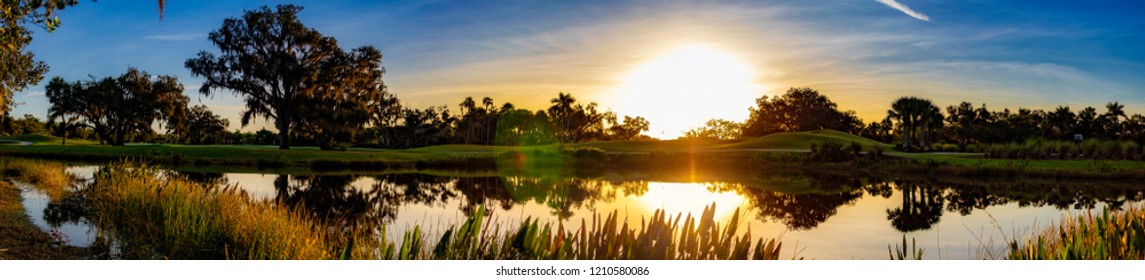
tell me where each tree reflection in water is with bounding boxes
[885,180,944,232]
[232,171,1145,237]
[709,175,865,231]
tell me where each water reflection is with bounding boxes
[885,181,944,232]
[219,172,1145,237]
[30,163,1145,259]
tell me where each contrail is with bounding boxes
[876,0,930,22]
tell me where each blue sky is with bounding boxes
[13,0,1145,135]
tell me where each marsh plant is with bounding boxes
[369,204,786,260]
[81,161,786,260]
[85,163,337,259]
[1009,206,1145,260]
[0,158,74,200]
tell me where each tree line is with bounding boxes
[0,5,653,149]
[685,87,1145,152]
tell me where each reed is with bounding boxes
[81,161,785,260]
[0,158,73,200]
[373,203,787,260]
[85,163,335,259]
[1008,206,1145,260]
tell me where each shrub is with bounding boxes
[1120,141,1139,160]
[870,144,885,159]
[752,152,807,163]
[809,140,852,163]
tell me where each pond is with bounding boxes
[22,164,1145,259]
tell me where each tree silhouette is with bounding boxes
[684,119,741,140]
[607,115,650,140]
[742,87,862,137]
[167,105,230,144]
[292,45,395,150]
[546,92,606,143]
[886,181,944,232]
[187,5,382,149]
[887,96,942,150]
[45,68,187,146]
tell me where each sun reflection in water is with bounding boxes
[636,182,746,221]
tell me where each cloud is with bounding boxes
[144,34,202,41]
[876,0,930,22]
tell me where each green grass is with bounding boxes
[0,134,99,146]
[1009,206,1145,260]
[717,130,893,151]
[6,130,1145,179]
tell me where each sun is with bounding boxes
[612,44,763,139]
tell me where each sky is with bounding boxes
[12,0,1145,139]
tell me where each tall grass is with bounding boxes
[85,163,337,259]
[0,158,73,200]
[1008,206,1145,260]
[83,161,786,260]
[373,203,786,260]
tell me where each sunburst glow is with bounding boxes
[637,182,746,221]
[612,45,763,139]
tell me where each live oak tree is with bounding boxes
[292,46,397,150]
[187,5,391,150]
[741,87,862,137]
[168,105,230,145]
[45,68,187,146]
[1,0,78,116]
[684,119,742,140]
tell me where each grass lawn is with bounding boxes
[4,131,1145,176]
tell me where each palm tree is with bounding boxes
[888,97,942,150]
[548,92,576,142]
[459,97,476,144]
[1102,102,1126,139]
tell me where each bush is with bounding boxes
[870,144,885,159]
[809,140,852,163]
[751,152,807,163]
[1120,141,1139,160]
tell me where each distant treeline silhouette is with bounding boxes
[685,87,1145,152]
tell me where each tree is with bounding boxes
[45,68,187,146]
[607,115,650,141]
[292,46,396,150]
[187,5,369,150]
[1045,106,1076,140]
[546,92,606,143]
[742,87,862,137]
[1,0,80,116]
[683,119,741,140]
[944,102,979,150]
[1098,102,1126,139]
[454,96,504,145]
[1076,106,1098,140]
[380,106,456,149]
[169,105,230,144]
[887,96,942,150]
[494,108,555,146]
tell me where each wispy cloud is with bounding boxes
[144,34,202,41]
[876,0,930,22]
